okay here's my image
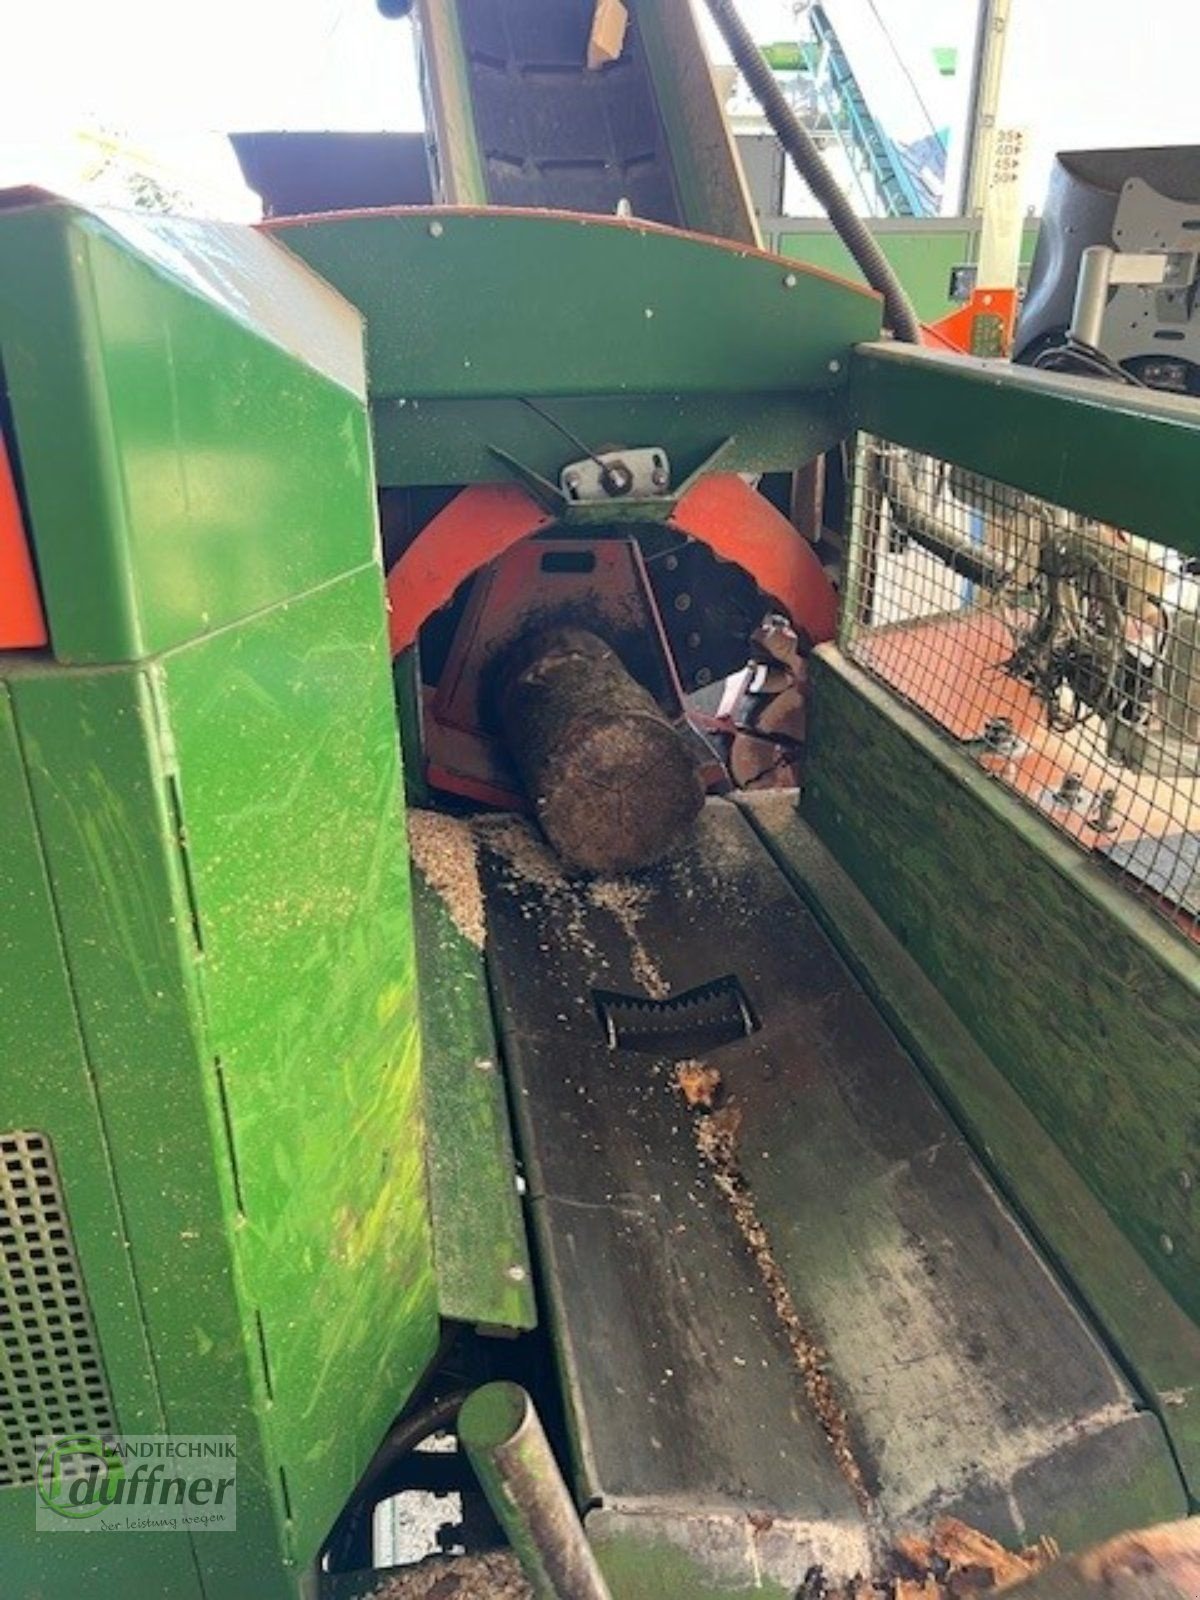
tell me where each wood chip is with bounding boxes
[895,1533,937,1575]
[587,0,628,68]
[933,1518,1039,1590]
[366,1548,532,1599]
[674,1060,722,1109]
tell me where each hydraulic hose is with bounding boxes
[323,1390,470,1571]
[700,0,923,344]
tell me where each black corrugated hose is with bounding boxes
[701,0,923,344]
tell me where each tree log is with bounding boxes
[1003,1520,1200,1600]
[497,627,704,873]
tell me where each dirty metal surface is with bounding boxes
[478,802,1182,1590]
[409,861,536,1331]
[739,789,1200,1501]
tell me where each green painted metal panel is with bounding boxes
[369,392,852,489]
[849,342,1200,556]
[590,1513,794,1600]
[0,197,437,1593]
[267,209,877,485]
[781,227,975,322]
[0,686,194,1596]
[12,579,440,1587]
[777,224,1039,322]
[269,210,879,401]
[803,649,1200,1339]
[157,570,440,1559]
[0,193,377,663]
[409,1,489,206]
[629,0,759,246]
[410,867,535,1331]
[13,664,296,1599]
[740,790,1200,1497]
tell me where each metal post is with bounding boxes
[458,1382,613,1600]
[960,0,1014,219]
[1070,245,1116,348]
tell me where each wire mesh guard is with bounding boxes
[844,434,1200,945]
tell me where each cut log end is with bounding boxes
[497,626,704,874]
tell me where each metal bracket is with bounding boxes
[560,447,670,504]
[487,435,739,528]
[486,447,566,515]
[593,975,758,1054]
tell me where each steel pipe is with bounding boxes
[458,1382,612,1600]
[1069,245,1115,349]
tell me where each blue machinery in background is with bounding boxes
[807,2,944,217]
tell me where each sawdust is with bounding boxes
[477,814,671,998]
[364,1549,532,1599]
[586,876,649,922]
[407,811,486,950]
[587,876,669,999]
[364,1520,1054,1600]
[477,814,600,960]
[682,1070,871,1513]
[475,814,568,891]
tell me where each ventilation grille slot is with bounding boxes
[0,1131,117,1488]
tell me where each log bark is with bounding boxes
[1003,1520,1200,1600]
[497,627,704,873]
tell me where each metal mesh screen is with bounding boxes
[0,1131,117,1487]
[844,434,1200,945]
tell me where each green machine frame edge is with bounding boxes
[0,193,438,1595]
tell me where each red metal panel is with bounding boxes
[385,484,555,652]
[389,474,839,656]
[668,473,838,648]
[0,436,46,649]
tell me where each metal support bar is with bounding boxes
[848,341,1200,556]
[458,1382,613,1600]
[1070,245,1115,347]
[1071,245,1186,345]
[960,0,1014,219]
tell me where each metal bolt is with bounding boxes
[428,220,444,238]
[601,459,634,498]
[1053,773,1084,806]
[664,554,679,572]
[506,1264,527,1283]
[651,467,669,489]
[695,667,713,687]
[564,472,580,490]
[673,593,692,613]
[983,715,1016,754]
[828,359,841,374]
[686,631,701,649]
[783,272,798,289]
[1090,787,1118,833]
